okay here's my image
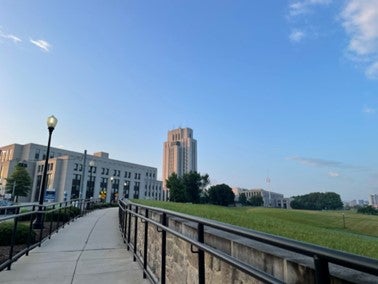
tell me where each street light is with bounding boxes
[86,160,95,199]
[33,115,58,229]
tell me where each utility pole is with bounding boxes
[12,181,16,202]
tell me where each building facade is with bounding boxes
[0,143,162,203]
[232,187,291,209]
[368,194,378,208]
[162,128,197,187]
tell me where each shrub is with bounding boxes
[44,206,81,222]
[0,222,36,245]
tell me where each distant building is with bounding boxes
[368,194,378,208]
[162,128,197,199]
[232,187,291,209]
[345,199,368,208]
[0,143,162,203]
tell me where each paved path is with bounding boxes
[0,208,150,284]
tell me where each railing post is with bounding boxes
[198,223,205,284]
[26,211,35,256]
[7,216,18,270]
[143,209,149,279]
[161,212,167,284]
[314,255,330,284]
[123,204,128,242]
[127,204,132,250]
[133,206,139,261]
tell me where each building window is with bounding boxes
[35,149,40,160]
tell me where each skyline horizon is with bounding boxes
[1,138,374,203]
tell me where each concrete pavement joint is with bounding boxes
[70,210,106,284]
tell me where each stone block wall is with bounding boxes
[126,208,376,284]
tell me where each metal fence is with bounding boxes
[0,198,101,271]
[118,200,378,284]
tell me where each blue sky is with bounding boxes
[1,0,378,201]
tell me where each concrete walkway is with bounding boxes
[0,208,150,284]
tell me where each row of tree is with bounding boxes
[357,205,378,215]
[166,172,235,206]
[290,192,343,210]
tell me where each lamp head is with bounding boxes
[47,115,58,130]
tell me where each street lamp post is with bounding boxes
[33,115,58,229]
[87,160,95,199]
[110,176,115,203]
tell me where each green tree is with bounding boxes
[166,173,186,202]
[182,172,209,203]
[208,184,235,206]
[357,206,378,215]
[249,195,264,206]
[5,165,32,202]
[290,192,343,210]
[239,193,248,205]
[166,172,209,203]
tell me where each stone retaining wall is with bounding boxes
[127,209,375,284]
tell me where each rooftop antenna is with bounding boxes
[266,170,271,207]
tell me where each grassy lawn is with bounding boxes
[133,200,378,259]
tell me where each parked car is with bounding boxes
[0,200,18,215]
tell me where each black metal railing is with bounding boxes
[118,200,378,284]
[0,198,101,271]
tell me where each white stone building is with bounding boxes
[368,194,378,208]
[232,187,291,209]
[0,143,162,203]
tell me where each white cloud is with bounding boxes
[0,29,22,43]
[289,30,305,42]
[328,171,340,177]
[341,0,378,79]
[363,106,376,114]
[365,61,378,79]
[289,0,332,17]
[290,156,343,168]
[30,38,52,52]
[289,156,364,170]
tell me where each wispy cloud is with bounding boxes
[288,1,332,42]
[363,106,376,114]
[0,29,22,43]
[328,171,340,177]
[341,0,378,79]
[289,0,333,17]
[289,156,363,171]
[30,38,52,52]
[290,156,344,168]
[289,30,305,42]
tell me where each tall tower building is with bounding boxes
[162,128,197,189]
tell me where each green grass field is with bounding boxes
[133,200,378,259]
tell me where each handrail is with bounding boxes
[118,200,378,284]
[0,198,102,271]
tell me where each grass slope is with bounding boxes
[134,200,378,259]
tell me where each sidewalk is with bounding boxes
[0,207,150,284]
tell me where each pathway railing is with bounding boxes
[118,200,378,284]
[0,198,101,271]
